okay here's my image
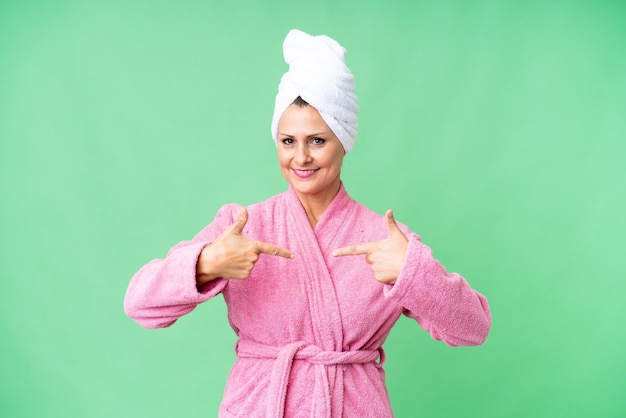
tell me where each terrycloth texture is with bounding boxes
[271,29,359,152]
[236,340,383,417]
[124,185,492,417]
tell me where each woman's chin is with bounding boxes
[290,182,319,196]
[288,178,341,201]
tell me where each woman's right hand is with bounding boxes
[196,208,294,286]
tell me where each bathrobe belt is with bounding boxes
[236,339,385,418]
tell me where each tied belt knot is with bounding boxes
[235,340,386,418]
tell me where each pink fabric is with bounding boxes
[124,184,492,417]
[236,340,383,417]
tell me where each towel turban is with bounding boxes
[271,29,359,153]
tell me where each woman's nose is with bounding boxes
[295,144,312,165]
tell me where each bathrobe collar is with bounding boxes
[284,181,356,352]
[286,181,355,248]
[282,181,359,415]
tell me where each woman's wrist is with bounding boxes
[196,245,220,285]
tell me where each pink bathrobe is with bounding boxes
[124,185,491,417]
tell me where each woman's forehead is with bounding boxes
[278,105,334,135]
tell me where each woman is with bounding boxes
[124,29,491,417]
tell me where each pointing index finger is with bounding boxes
[254,240,295,259]
[332,243,373,257]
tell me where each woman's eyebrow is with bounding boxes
[278,131,328,137]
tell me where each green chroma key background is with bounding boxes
[1,1,624,417]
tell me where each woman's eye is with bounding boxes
[311,137,325,145]
[281,138,294,145]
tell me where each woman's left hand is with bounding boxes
[332,209,409,284]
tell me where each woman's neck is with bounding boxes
[296,182,341,228]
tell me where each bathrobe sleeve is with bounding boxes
[124,204,240,329]
[384,231,492,347]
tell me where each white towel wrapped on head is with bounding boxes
[271,29,359,153]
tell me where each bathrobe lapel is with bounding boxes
[284,185,357,417]
[286,185,351,351]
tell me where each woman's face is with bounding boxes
[277,104,345,201]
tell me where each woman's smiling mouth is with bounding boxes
[292,168,319,179]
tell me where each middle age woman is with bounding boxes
[124,29,492,417]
